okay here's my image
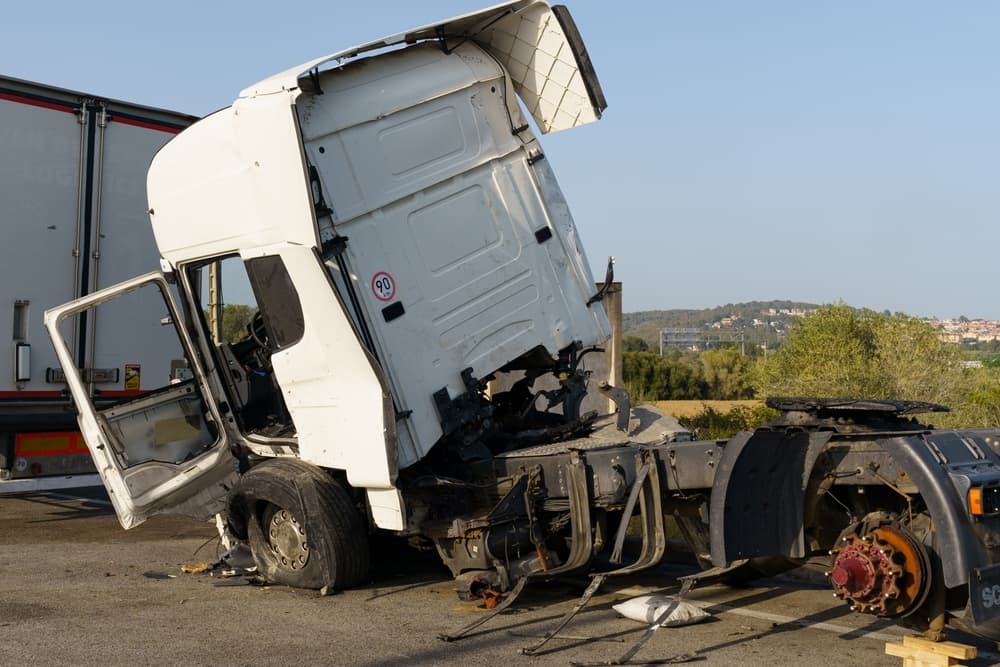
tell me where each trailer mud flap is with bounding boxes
[969,564,1000,626]
[710,429,831,566]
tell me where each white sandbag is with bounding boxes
[612,595,711,627]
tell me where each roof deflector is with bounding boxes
[240,1,606,134]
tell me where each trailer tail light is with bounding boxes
[969,486,1000,517]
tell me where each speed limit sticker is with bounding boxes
[371,271,396,302]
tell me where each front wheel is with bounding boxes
[239,459,370,589]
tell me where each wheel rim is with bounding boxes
[266,508,310,570]
[829,523,930,617]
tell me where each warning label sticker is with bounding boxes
[124,364,141,390]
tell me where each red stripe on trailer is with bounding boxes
[0,389,145,399]
[0,91,76,114]
[112,115,183,134]
[0,390,65,399]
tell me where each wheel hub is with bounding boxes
[267,509,310,570]
[829,523,930,617]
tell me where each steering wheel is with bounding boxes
[248,309,272,352]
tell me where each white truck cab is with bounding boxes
[46,1,626,589]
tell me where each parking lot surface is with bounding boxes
[3,490,999,666]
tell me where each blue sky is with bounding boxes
[5,2,998,318]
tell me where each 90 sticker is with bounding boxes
[371,271,396,302]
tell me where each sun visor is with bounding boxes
[240,1,606,134]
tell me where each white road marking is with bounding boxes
[615,584,1000,662]
[695,600,904,642]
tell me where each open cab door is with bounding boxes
[44,271,238,529]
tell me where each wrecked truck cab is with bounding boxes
[145,2,612,522]
[45,0,626,583]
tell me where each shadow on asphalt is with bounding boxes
[10,492,113,520]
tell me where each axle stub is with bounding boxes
[829,519,931,618]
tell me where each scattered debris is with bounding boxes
[480,586,502,610]
[219,543,255,570]
[613,595,711,628]
[142,571,176,580]
[177,543,258,582]
[180,562,212,574]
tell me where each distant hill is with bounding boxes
[624,300,820,349]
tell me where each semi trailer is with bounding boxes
[0,75,194,492]
[44,0,1000,647]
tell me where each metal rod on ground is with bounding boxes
[508,631,625,643]
[521,574,607,655]
[438,576,528,642]
[570,578,697,667]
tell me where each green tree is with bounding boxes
[623,350,707,402]
[700,347,754,399]
[872,313,966,405]
[622,351,670,402]
[220,304,255,344]
[753,304,994,427]
[754,304,881,398]
[662,350,707,399]
[623,335,649,352]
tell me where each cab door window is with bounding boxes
[187,256,291,437]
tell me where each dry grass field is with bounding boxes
[652,400,763,419]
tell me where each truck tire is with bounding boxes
[238,459,369,589]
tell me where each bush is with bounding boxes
[678,404,779,440]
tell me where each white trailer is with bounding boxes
[0,76,195,492]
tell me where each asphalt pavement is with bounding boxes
[2,491,999,666]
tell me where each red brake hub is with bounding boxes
[829,524,929,618]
